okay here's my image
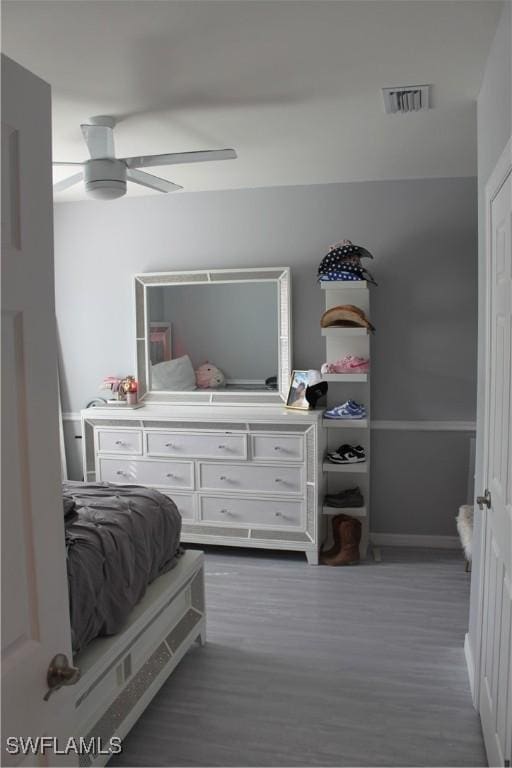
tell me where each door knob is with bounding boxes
[44,654,80,701]
[476,489,491,510]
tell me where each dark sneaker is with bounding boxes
[327,443,366,464]
[324,487,364,507]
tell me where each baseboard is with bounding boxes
[370,533,461,549]
[464,632,476,705]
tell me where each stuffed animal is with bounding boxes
[195,362,226,389]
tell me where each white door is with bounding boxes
[478,138,512,768]
[1,55,78,765]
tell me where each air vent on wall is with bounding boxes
[382,85,432,114]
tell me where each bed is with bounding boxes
[64,482,205,767]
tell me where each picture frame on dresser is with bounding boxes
[149,322,172,363]
[285,370,310,410]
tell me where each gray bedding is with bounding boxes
[63,482,182,654]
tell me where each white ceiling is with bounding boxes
[2,0,503,201]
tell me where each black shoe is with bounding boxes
[327,444,366,464]
[324,487,364,508]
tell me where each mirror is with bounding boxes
[134,268,291,403]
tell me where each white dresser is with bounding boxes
[81,405,325,564]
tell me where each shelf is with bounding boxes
[323,505,367,518]
[322,373,368,382]
[320,281,368,290]
[321,327,369,337]
[323,460,368,473]
[322,418,368,429]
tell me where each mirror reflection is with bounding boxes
[147,282,279,391]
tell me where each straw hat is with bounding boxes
[320,304,375,331]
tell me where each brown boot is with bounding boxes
[322,517,361,566]
[320,514,342,560]
[320,514,351,561]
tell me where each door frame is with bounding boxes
[472,135,512,707]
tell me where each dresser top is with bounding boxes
[81,403,323,424]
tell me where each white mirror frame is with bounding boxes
[134,267,292,405]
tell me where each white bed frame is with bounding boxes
[72,550,205,767]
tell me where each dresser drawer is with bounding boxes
[199,495,304,527]
[97,458,194,490]
[156,491,195,520]
[96,429,142,455]
[146,431,246,460]
[251,434,303,462]
[198,462,303,495]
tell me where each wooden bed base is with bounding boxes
[72,550,205,767]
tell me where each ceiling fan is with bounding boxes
[53,116,237,200]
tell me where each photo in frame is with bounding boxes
[149,322,172,364]
[285,370,310,410]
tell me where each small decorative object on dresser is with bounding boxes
[101,375,123,399]
[286,370,310,410]
[195,361,226,389]
[120,376,138,404]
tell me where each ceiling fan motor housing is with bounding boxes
[84,158,127,199]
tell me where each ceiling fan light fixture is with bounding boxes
[86,180,127,200]
[84,158,127,200]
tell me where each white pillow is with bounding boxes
[151,355,197,391]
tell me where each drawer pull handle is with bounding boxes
[115,440,124,446]
[166,473,177,479]
[220,509,227,514]
[275,511,281,517]
[165,443,176,449]
[220,476,228,481]
[274,446,282,451]
[275,478,283,483]
[116,470,127,476]
[218,444,226,449]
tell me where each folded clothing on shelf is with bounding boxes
[327,444,366,464]
[321,355,369,374]
[324,486,365,508]
[324,400,366,419]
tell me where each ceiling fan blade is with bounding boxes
[123,148,237,170]
[53,172,84,193]
[53,161,84,166]
[127,168,182,193]
[80,122,115,159]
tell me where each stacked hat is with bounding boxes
[317,239,377,285]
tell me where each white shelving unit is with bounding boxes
[321,280,372,558]
[321,327,369,337]
[322,461,368,474]
[323,505,367,518]
[322,373,368,383]
[322,418,368,429]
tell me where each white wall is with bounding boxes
[468,0,511,684]
[55,175,478,537]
